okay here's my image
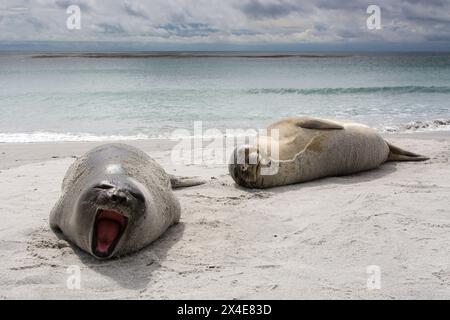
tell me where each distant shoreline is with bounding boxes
[0,50,447,58]
[31,53,351,59]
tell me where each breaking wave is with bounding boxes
[384,119,450,133]
[0,132,150,143]
[247,86,450,95]
[2,119,450,143]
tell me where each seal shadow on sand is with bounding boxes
[53,222,185,290]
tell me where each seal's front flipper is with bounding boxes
[386,142,429,162]
[296,117,344,130]
[169,175,207,189]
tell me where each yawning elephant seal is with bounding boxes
[50,143,204,259]
[229,117,429,188]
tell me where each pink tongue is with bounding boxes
[96,219,120,253]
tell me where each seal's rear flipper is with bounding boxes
[387,142,429,162]
[169,175,207,189]
[296,117,344,130]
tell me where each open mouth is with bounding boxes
[92,209,128,258]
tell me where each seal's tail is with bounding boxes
[386,142,429,162]
[169,175,207,189]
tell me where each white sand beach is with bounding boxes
[0,132,449,299]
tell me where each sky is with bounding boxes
[0,0,449,51]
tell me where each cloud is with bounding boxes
[158,23,219,37]
[0,0,449,50]
[123,1,148,19]
[54,0,92,12]
[94,22,125,34]
[238,0,305,19]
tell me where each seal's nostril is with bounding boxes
[111,193,127,203]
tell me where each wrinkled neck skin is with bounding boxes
[255,153,318,188]
[64,174,152,259]
[252,135,313,188]
[229,138,318,189]
[229,151,306,189]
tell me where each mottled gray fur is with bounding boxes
[229,117,429,188]
[50,143,180,258]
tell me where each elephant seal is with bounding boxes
[229,117,429,188]
[50,143,204,259]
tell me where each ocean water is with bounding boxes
[1,53,450,143]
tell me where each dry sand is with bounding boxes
[0,132,449,299]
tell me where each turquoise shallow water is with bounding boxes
[1,53,450,142]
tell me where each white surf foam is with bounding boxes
[0,132,150,143]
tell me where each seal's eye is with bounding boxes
[129,191,145,202]
[95,183,114,190]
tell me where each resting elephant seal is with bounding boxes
[229,117,429,189]
[50,143,204,259]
